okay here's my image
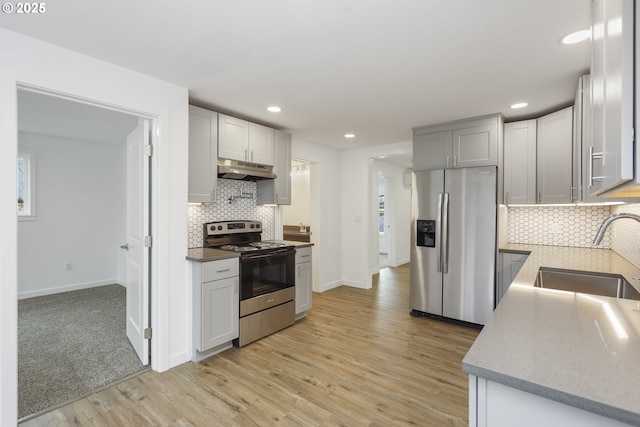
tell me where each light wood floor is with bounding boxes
[22,264,479,426]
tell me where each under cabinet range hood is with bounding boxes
[217,159,276,181]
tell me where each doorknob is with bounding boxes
[120,243,129,250]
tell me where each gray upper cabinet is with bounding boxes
[257,130,292,205]
[537,106,574,204]
[413,131,452,170]
[188,106,218,203]
[452,123,499,168]
[413,114,502,171]
[576,75,611,203]
[218,114,275,166]
[503,120,537,205]
[590,0,635,196]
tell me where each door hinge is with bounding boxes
[144,144,153,156]
[144,327,152,339]
[144,236,153,247]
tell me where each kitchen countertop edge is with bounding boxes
[186,248,240,262]
[462,359,640,426]
[464,243,640,426]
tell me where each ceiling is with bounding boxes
[18,90,139,145]
[2,0,591,152]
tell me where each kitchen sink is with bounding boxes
[535,268,640,301]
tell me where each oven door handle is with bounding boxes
[241,249,295,260]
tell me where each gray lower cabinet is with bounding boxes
[192,258,239,354]
[496,252,528,305]
[295,247,312,318]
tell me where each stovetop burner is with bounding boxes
[203,220,292,254]
[219,241,288,253]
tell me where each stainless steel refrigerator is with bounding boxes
[410,166,497,325]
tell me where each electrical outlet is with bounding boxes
[65,263,72,271]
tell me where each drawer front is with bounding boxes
[295,247,312,264]
[202,257,239,282]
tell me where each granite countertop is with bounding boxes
[463,244,640,426]
[186,241,313,262]
[268,240,314,248]
[186,247,240,262]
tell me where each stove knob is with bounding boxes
[250,224,255,228]
[217,225,223,230]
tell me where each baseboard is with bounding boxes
[18,279,124,300]
[391,257,410,267]
[170,351,190,368]
[341,279,368,289]
[320,280,342,292]
[191,342,233,362]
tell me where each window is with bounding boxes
[17,147,37,220]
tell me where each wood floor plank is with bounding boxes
[20,264,478,426]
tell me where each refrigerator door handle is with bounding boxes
[436,192,443,273]
[441,192,450,273]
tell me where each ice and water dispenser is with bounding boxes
[416,220,436,247]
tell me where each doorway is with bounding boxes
[282,159,312,242]
[378,173,391,268]
[370,155,412,275]
[16,88,151,419]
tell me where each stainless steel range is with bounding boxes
[204,220,295,347]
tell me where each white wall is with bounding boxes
[18,132,126,298]
[283,169,311,226]
[290,138,343,292]
[0,28,188,426]
[341,141,412,289]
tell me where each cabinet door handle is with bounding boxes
[446,156,450,168]
[538,192,542,204]
[589,146,603,187]
[505,192,510,205]
[244,149,248,161]
[300,254,310,258]
[251,150,254,162]
[453,155,457,167]
[216,268,231,273]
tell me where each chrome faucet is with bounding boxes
[593,213,640,245]
[299,223,307,233]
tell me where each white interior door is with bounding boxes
[125,119,150,365]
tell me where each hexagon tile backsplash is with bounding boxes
[509,203,640,269]
[508,205,613,248]
[611,203,640,268]
[187,179,276,248]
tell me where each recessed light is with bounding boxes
[267,106,282,113]
[510,102,528,109]
[344,133,356,138]
[561,29,590,45]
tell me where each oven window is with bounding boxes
[240,251,295,299]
